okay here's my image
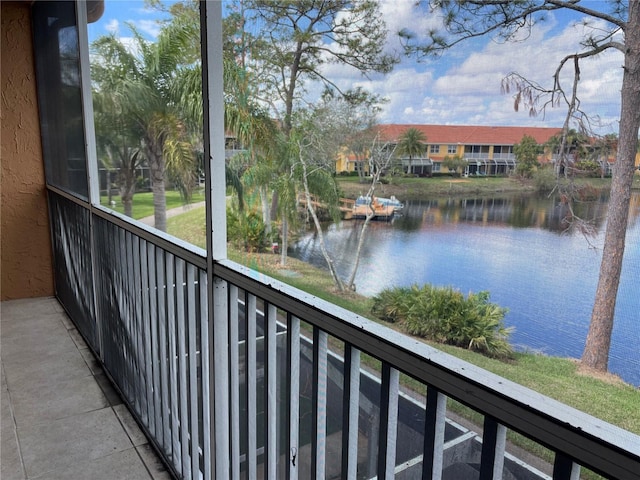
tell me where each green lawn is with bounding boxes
[167,205,207,248]
[101,189,206,220]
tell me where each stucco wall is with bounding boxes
[1,2,54,300]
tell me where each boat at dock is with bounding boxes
[352,196,396,220]
[355,195,404,211]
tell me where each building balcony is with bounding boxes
[2,2,637,478]
[3,188,634,480]
[1,296,170,480]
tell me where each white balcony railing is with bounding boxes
[47,187,640,480]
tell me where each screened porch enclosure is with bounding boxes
[33,1,640,479]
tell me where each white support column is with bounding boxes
[200,269,212,480]
[247,294,258,479]
[201,0,227,261]
[312,329,328,480]
[201,2,230,479]
[75,0,103,371]
[212,275,229,478]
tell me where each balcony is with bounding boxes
[2,2,638,478]
[0,296,170,480]
[5,188,631,480]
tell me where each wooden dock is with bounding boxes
[298,195,355,219]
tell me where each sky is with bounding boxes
[89,0,625,136]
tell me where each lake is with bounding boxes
[290,192,640,386]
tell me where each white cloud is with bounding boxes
[258,3,624,135]
[131,19,161,39]
[369,11,624,133]
[105,19,119,34]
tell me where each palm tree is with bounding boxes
[91,26,196,232]
[92,66,145,217]
[397,127,426,176]
[546,129,589,176]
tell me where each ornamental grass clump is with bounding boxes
[371,284,513,359]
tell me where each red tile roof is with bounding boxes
[376,124,562,145]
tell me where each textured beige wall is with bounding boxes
[1,2,54,300]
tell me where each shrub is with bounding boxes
[370,286,412,323]
[371,284,513,358]
[227,208,268,253]
[533,167,557,192]
[572,160,602,178]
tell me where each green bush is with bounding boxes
[370,286,412,323]
[572,160,602,178]
[371,284,513,358]
[533,166,557,192]
[227,208,268,253]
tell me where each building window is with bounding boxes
[493,145,513,154]
[432,162,441,172]
[447,145,457,154]
[430,145,440,154]
[464,145,490,156]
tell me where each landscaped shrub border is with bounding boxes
[371,284,513,359]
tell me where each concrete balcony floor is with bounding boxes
[1,297,170,480]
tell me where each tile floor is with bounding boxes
[1,297,171,480]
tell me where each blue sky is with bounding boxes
[89,1,624,136]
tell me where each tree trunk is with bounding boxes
[119,163,136,218]
[581,6,640,372]
[259,186,271,234]
[301,162,344,291]
[280,216,288,266]
[346,210,373,290]
[346,164,385,290]
[107,170,113,205]
[120,176,135,218]
[148,140,167,232]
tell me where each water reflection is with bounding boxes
[393,193,612,234]
[290,192,640,385]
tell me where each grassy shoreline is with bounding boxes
[336,173,640,200]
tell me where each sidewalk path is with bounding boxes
[138,201,206,227]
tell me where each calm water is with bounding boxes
[291,192,640,386]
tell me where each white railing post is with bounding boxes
[479,417,507,480]
[266,303,278,478]
[342,345,361,480]
[288,315,301,480]
[378,365,399,480]
[423,388,447,480]
[312,329,328,479]
[229,285,240,480]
